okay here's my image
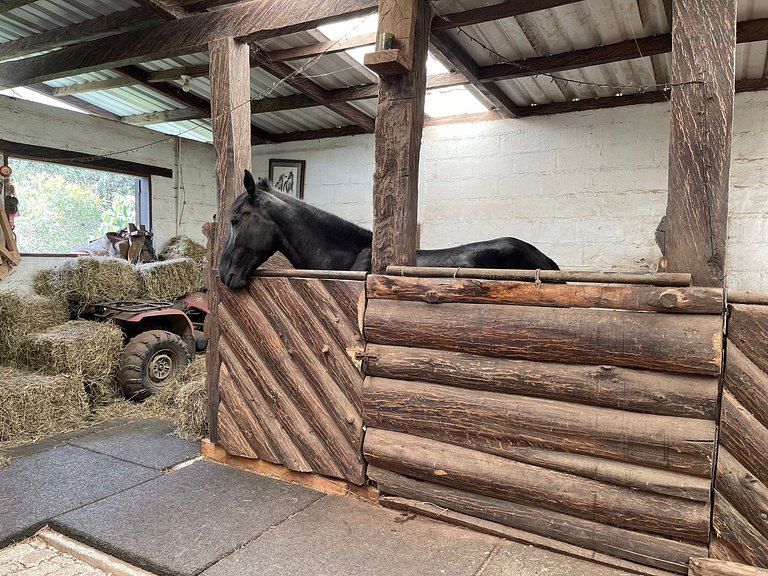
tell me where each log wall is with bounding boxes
[214,272,367,485]
[711,304,768,568]
[362,275,724,573]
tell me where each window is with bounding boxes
[6,158,149,254]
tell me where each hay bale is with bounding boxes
[158,235,207,264]
[23,320,124,404]
[0,367,89,446]
[35,256,140,311]
[150,356,207,440]
[137,257,205,301]
[0,290,69,365]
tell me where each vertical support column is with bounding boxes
[664,0,736,286]
[206,36,252,443]
[368,0,432,274]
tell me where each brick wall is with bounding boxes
[253,91,768,292]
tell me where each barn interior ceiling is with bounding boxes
[0,0,766,145]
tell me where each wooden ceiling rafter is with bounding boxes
[431,0,585,31]
[133,0,192,20]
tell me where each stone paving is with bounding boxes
[0,536,108,576]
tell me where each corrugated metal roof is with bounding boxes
[0,0,766,141]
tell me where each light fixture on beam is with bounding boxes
[181,74,192,92]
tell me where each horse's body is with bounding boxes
[219,171,559,289]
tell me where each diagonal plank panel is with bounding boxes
[216,277,366,485]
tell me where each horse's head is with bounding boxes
[219,170,281,290]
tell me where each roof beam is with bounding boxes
[52,77,136,97]
[121,108,206,126]
[431,0,584,31]
[0,0,378,88]
[0,8,162,63]
[266,33,376,61]
[0,0,35,16]
[26,83,122,121]
[256,125,368,145]
[249,48,376,132]
[133,0,192,19]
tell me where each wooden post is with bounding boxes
[368,0,432,273]
[664,0,736,286]
[206,36,252,443]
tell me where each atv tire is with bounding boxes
[118,330,190,400]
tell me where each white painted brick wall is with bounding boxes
[253,91,768,291]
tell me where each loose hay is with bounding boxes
[35,257,140,311]
[158,235,208,264]
[23,320,124,404]
[137,258,205,301]
[150,356,207,440]
[0,290,69,366]
[0,367,89,447]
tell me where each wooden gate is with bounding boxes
[211,271,367,485]
[710,303,768,567]
[361,274,724,574]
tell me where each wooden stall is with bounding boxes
[361,272,724,574]
[710,302,768,568]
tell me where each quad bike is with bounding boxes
[80,292,209,399]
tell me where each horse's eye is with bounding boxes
[231,218,239,227]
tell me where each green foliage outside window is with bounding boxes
[8,159,138,254]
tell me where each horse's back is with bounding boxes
[416,237,559,270]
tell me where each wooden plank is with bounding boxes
[364,0,420,76]
[431,0,583,30]
[715,449,768,542]
[364,299,723,375]
[713,493,768,568]
[133,0,190,19]
[371,466,704,573]
[146,64,210,83]
[728,305,768,376]
[0,0,34,15]
[665,0,736,286]
[709,536,748,564]
[207,36,252,444]
[0,0,377,88]
[364,376,715,477]
[690,558,768,576]
[363,343,719,419]
[121,108,206,126]
[384,265,693,286]
[367,274,723,313]
[0,8,161,62]
[724,343,768,430]
[729,292,768,306]
[370,0,431,273]
[720,390,768,486]
[202,440,378,502]
[52,77,135,97]
[364,428,711,541]
[268,33,375,61]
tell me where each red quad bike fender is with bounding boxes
[111,309,197,361]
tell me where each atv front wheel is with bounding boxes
[118,330,190,400]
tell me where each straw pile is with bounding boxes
[136,257,205,301]
[0,367,89,447]
[0,290,69,366]
[159,236,208,291]
[35,257,140,311]
[23,320,124,404]
[151,356,208,440]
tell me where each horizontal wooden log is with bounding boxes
[716,448,768,541]
[364,299,723,375]
[729,292,768,306]
[363,428,711,541]
[728,304,768,375]
[709,537,749,565]
[380,496,677,576]
[690,558,768,576]
[370,465,705,573]
[367,274,724,313]
[252,269,368,280]
[364,377,714,477]
[384,266,692,286]
[363,343,719,419]
[724,343,768,430]
[720,390,768,486]
[713,493,768,568]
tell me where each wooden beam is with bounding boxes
[371,0,432,273]
[432,0,584,31]
[53,77,136,97]
[664,0,736,286]
[0,8,161,63]
[267,32,376,61]
[207,37,253,444]
[0,0,378,88]
[121,108,207,126]
[25,83,122,121]
[147,64,210,83]
[689,557,768,576]
[133,0,191,19]
[0,0,35,15]
[250,50,375,132]
[269,125,368,143]
[430,30,518,117]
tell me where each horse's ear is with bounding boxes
[244,169,256,199]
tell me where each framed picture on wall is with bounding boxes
[269,159,305,199]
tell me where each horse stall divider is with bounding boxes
[361,273,724,574]
[710,303,768,569]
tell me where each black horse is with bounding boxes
[219,170,559,289]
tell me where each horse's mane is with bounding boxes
[262,184,373,245]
